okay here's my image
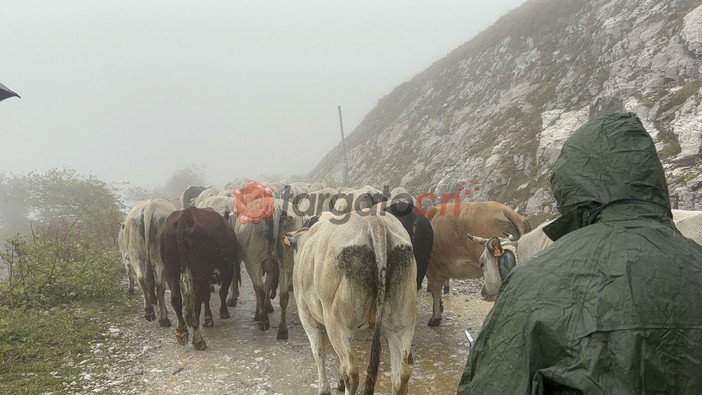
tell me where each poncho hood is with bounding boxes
[543,112,672,241]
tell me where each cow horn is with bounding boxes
[502,232,518,241]
[466,233,489,245]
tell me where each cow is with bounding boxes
[178,185,208,208]
[283,211,416,395]
[120,199,176,326]
[425,201,530,326]
[475,209,702,301]
[196,195,234,216]
[272,200,305,340]
[234,199,297,334]
[332,185,386,214]
[465,234,519,301]
[195,195,241,302]
[381,201,433,291]
[193,186,224,208]
[673,209,702,244]
[291,187,339,216]
[160,206,238,350]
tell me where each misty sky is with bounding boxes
[0,1,524,189]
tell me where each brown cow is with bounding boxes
[425,201,530,326]
[160,206,239,350]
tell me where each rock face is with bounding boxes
[309,0,702,216]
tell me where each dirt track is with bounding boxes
[87,277,493,395]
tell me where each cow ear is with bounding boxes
[282,232,297,249]
[489,238,504,257]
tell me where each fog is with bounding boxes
[0,0,524,189]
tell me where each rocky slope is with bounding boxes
[309,0,702,217]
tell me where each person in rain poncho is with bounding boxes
[457,112,702,394]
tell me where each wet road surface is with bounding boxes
[119,276,493,394]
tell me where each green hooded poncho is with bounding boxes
[457,112,702,394]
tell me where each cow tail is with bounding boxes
[268,210,280,299]
[177,210,197,327]
[142,203,157,303]
[364,216,387,395]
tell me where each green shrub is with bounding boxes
[0,233,124,309]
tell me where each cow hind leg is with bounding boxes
[253,286,270,331]
[125,264,135,294]
[156,277,171,327]
[427,279,444,327]
[170,283,188,346]
[386,329,413,395]
[192,326,207,350]
[203,287,215,328]
[276,289,289,340]
[325,325,358,395]
[219,279,231,319]
[226,275,239,307]
[298,305,330,395]
[137,276,156,321]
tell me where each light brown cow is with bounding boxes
[285,212,416,395]
[425,201,530,326]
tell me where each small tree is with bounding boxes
[161,164,206,200]
[6,168,124,248]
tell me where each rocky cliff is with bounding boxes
[309,0,702,218]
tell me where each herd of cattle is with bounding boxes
[117,182,702,395]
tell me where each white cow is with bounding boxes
[234,199,303,338]
[332,185,385,214]
[193,186,224,208]
[284,212,416,395]
[196,195,235,216]
[476,209,702,300]
[121,198,176,326]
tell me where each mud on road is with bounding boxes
[95,277,492,395]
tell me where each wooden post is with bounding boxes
[338,105,349,186]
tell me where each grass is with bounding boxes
[0,252,134,395]
[0,306,105,394]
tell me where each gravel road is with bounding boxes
[66,277,492,395]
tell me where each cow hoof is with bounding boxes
[408,351,414,364]
[204,317,215,328]
[226,298,237,307]
[265,304,274,313]
[144,312,156,321]
[337,379,345,391]
[258,321,270,331]
[428,317,442,327]
[220,309,230,319]
[193,332,207,350]
[159,319,171,328]
[276,328,288,341]
[176,328,189,346]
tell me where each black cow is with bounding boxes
[161,206,239,350]
[383,201,433,291]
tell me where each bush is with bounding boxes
[0,231,124,309]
